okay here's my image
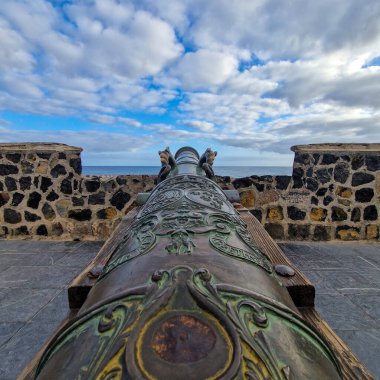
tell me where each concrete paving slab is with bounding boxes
[342,291,380,323]
[0,320,57,380]
[335,329,380,378]
[0,288,59,323]
[0,240,378,379]
[315,293,379,330]
[0,322,24,347]
[0,265,83,289]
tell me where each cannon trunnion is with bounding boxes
[35,147,341,380]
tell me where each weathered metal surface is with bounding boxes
[35,147,342,379]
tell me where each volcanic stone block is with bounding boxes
[311,196,318,205]
[110,190,131,211]
[0,226,9,237]
[275,175,291,190]
[331,206,348,221]
[310,208,327,221]
[366,155,380,171]
[116,176,127,185]
[11,193,24,207]
[288,224,310,240]
[323,195,333,206]
[5,177,17,191]
[306,167,313,177]
[306,178,318,192]
[21,160,34,174]
[351,154,364,170]
[70,158,82,174]
[0,192,10,206]
[27,192,42,209]
[313,225,331,241]
[239,189,255,208]
[352,172,375,186]
[287,206,306,221]
[321,154,338,165]
[36,225,48,236]
[4,209,21,224]
[88,192,106,205]
[25,211,41,222]
[68,209,92,221]
[232,177,254,189]
[294,153,311,165]
[252,182,264,192]
[335,186,352,198]
[264,223,284,239]
[366,225,379,239]
[0,164,19,175]
[336,226,360,240]
[363,205,378,221]
[351,208,361,222]
[15,226,29,236]
[338,198,350,206]
[334,162,349,184]
[355,188,374,203]
[37,153,51,160]
[96,207,118,220]
[316,168,330,184]
[56,199,71,217]
[250,209,262,222]
[58,152,66,159]
[40,177,53,193]
[46,190,59,201]
[72,197,84,206]
[267,206,283,222]
[42,203,56,220]
[5,153,21,163]
[84,179,100,192]
[312,154,320,164]
[60,178,73,194]
[52,222,64,236]
[51,164,67,178]
[291,167,304,188]
[316,187,327,196]
[36,161,49,174]
[19,176,32,191]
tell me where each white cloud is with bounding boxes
[0,0,379,161]
[180,119,215,132]
[170,50,238,90]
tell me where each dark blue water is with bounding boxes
[83,166,292,177]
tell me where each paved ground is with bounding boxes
[0,240,379,379]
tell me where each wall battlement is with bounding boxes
[0,143,379,241]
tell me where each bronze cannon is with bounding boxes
[34,146,342,379]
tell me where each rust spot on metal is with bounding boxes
[151,315,216,363]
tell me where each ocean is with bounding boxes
[82,166,292,177]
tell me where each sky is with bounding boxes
[0,0,380,166]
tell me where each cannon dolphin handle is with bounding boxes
[35,147,342,379]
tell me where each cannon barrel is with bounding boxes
[35,147,341,379]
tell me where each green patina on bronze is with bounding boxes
[35,147,342,380]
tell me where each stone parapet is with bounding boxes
[231,143,379,241]
[0,143,155,240]
[0,143,379,241]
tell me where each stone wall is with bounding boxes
[0,143,154,240]
[227,144,379,241]
[0,143,379,241]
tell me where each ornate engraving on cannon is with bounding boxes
[35,147,342,380]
